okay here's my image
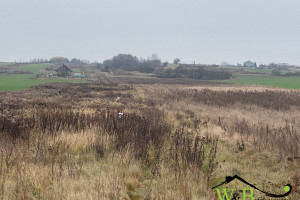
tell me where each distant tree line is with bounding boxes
[259,63,297,70]
[97,54,232,80]
[29,58,49,63]
[28,57,93,64]
[155,64,232,80]
[262,63,300,77]
[99,54,163,73]
[27,54,233,80]
[283,72,300,77]
[272,68,300,77]
[49,57,92,64]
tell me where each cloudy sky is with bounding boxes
[0,0,299,65]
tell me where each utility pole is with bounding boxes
[193,61,195,86]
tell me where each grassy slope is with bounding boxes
[18,63,52,74]
[0,63,89,91]
[0,74,89,91]
[0,62,13,66]
[221,65,290,74]
[219,74,300,89]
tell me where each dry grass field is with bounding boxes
[0,79,299,199]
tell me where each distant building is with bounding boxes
[55,64,72,77]
[243,60,255,68]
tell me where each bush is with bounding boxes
[156,65,232,80]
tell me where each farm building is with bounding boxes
[55,64,72,77]
[243,60,255,68]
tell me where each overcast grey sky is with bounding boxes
[0,0,299,65]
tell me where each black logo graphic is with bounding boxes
[212,175,292,198]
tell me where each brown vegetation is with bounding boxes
[0,81,299,199]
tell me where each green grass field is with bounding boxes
[219,74,300,89]
[18,63,52,74]
[0,62,13,66]
[0,74,89,91]
[0,63,89,91]
[222,65,289,74]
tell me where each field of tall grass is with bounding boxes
[0,82,299,199]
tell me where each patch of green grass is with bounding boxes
[242,66,273,74]
[0,74,89,91]
[222,65,289,74]
[18,63,52,74]
[0,62,13,66]
[72,69,81,73]
[166,63,179,69]
[219,74,300,89]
